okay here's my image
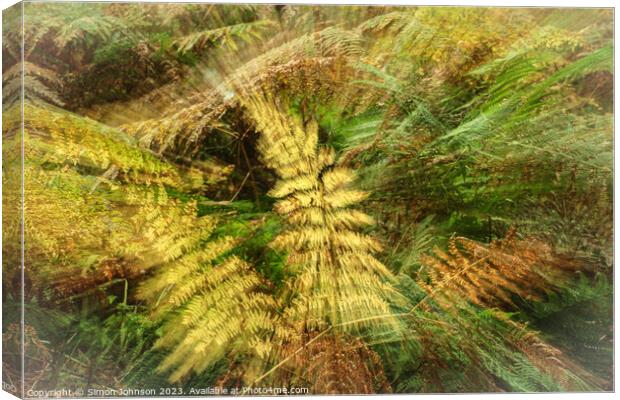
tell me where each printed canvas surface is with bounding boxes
[2,2,613,397]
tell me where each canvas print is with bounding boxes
[1,2,613,397]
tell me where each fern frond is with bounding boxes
[129,186,275,383]
[123,26,363,153]
[2,63,64,107]
[419,231,582,311]
[358,11,410,34]
[19,102,205,188]
[273,332,392,394]
[139,251,276,383]
[174,20,276,55]
[244,95,405,335]
[54,15,128,50]
[2,103,224,302]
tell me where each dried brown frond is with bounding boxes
[272,332,391,394]
[419,230,580,311]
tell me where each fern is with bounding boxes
[122,26,365,153]
[1,4,613,394]
[414,232,607,391]
[130,187,276,383]
[244,95,404,334]
[174,20,276,55]
[419,230,582,310]
[138,253,275,382]
[273,332,391,394]
[2,62,64,107]
[2,102,230,303]
[21,103,185,186]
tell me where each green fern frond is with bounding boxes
[174,20,276,55]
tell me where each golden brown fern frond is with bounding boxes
[273,332,391,394]
[419,230,580,311]
[122,56,349,155]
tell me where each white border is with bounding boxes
[0,1,616,400]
